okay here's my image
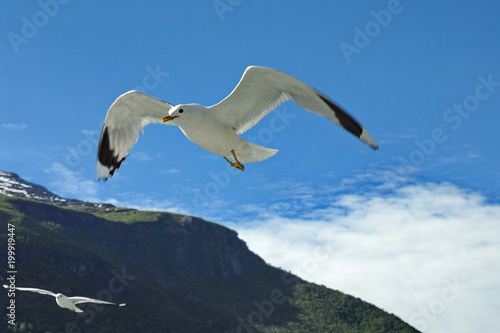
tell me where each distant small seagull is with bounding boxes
[3,285,126,312]
[97,66,378,180]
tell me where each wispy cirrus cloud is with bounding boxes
[435,148,482,165]
[1,123,28,130]
[103,192,189,215]
[45,162,99,202]
[377,130,420,145]
[160,168,181,175]
[131,151,155,162]
[45,162,189,214]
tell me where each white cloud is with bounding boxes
[435,149,483,165]
[103,194,189,215]
[224,179,500,333]
[45,162,99,202]
[160,168,181,175]
[41,161,500,332]
[377,131,420,145]
[44,162,189,214]
[1,123,28,130]
[131,151,154,162]
[80,129,99,136]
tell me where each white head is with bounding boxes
[161,104,206,126]
[55,293,63,298]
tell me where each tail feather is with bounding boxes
[230,141,278,163]
[72,306,84,313]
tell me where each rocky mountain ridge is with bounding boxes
[0,170,114,209]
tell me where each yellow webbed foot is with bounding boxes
[223,150,245,171]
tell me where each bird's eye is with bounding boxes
[178,109,184,113]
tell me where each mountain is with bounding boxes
[0,171,114,208]
[0,171,419,333]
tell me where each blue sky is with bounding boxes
[1,1,500,332]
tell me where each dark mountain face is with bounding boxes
[0,171,419,333]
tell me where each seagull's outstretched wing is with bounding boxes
[68,296,126,306]
[3,285,57,297]
[97,90,174,180]
[210,66,378,149]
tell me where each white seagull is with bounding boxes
[97,66,378,180]
[3,285,126,312]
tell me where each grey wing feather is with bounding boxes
[3,285,57,297]
[68,296,125,306]
[96,90,174,180]
[209,66,378,149]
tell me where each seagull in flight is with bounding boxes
[3,285,126,312]
[97,66,378,180]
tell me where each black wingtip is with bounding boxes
[97,127,126,180]
[316,92,363,139]
[316,91,379,149]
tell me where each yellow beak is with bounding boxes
[162,115,178,123]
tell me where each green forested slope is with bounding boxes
[0,195,419,333]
